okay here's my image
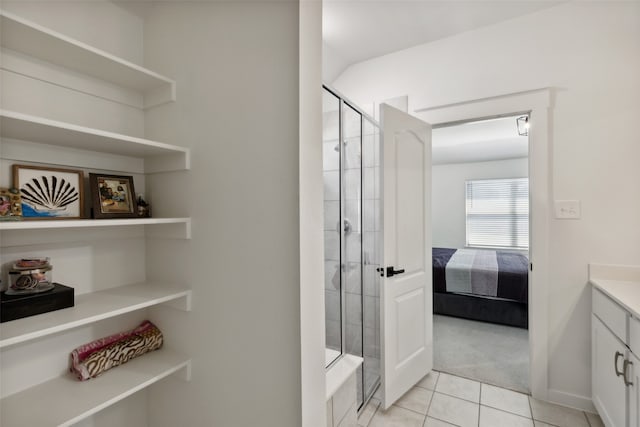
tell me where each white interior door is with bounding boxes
[380,104,433,409]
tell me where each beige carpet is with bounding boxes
[433,314,529,393]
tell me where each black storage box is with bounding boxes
[0,283,74,323]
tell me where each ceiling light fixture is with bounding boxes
[517,115,529,136]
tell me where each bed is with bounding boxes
[432,247,529,328]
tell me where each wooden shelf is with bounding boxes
[0,348,190,427]
[0,282,191,348]
[0,110,190,173]
[0,10,175,109]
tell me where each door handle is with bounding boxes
[386,266,405,277]
[624,359,634,386]
[615,351,624,377]
[376,266,406,277]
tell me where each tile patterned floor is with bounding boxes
[357,371,604,427]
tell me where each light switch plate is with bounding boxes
[555,200,581,219]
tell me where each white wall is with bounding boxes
[432,158,528,249]
[323,42,348,84]
[143,2,305,425]
[300,1,327,425]
[333,1,640,407]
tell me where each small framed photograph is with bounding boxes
[89,173,138,219]
[0,188,23,220]
[13,165,84,219]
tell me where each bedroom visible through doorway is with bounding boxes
[431,114,530,392]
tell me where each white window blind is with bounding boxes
[465,178,529,249]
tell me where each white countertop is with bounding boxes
[590,264,640,318]
[591,279,640,318]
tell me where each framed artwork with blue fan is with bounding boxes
[13,165,84,220]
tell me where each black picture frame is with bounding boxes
[89,173,138,219]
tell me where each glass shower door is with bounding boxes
[342,103,364,406]
[322,85,382,410]
[362,117,381,403]
[323,90,341,367]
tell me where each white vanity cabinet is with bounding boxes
[591,264,640,427]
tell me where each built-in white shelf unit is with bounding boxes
[0,9,191,426]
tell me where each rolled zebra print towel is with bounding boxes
[70,320,163,381]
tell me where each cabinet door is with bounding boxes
[630,352,640,427]
[593,315,627,427]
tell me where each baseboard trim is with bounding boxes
[547,388,596,413]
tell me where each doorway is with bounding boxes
[430,114,530,392]
[415,88,552,399]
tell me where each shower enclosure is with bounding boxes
[323,85,381,409]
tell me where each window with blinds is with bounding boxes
[465,177,529,249]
